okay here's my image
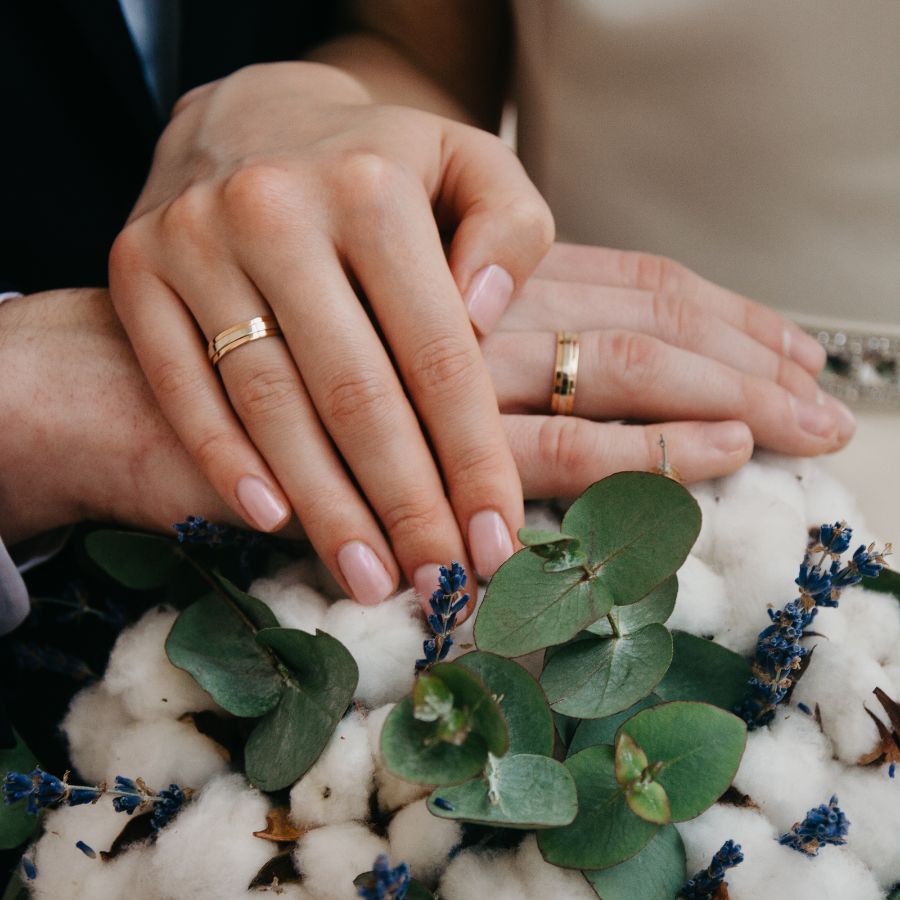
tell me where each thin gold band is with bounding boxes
[208,315,282,366]
[551,331,579,416]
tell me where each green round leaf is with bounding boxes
[427,754,577,829]
[614,732,648,785]
[0,730,40,849]
[654,631,754,712]
[432,662,509,758]
[166,594,282,717]
[583,825,686,900]
[456,651,554,756]
[518,528,577,546]
[618,701,747,822]
[625,781,670,825]
[475,550,613,657]
[561,473,701,607]
[588,576,677,637]
[85,530,179,589]
[244,627,358,791]
[413,675,455,723]
[568,694,661,757]
[541,625,673,719]
[538,745,658,870]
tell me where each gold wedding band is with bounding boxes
[208,315,282,366]
[551,331,579,416]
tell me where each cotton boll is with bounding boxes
[514,834,596,900]
[314,556,348,600]
[677,803,776,878]
[839,587,900,666]
[103,606,220,720]
[386,799,461,884]
[28,798,135,900]
[148,774,275,900]
[832,766,900,887]
[62,684,135,783]
[733,708,841,832]
[366,705,431,812]
[667,554,730,637]
[290,712,373,827]
[294,822,389,900]
[802,464,871,544]
[790,637,897,763]
[438,847,524,900]
[321,592,426,707]
[100,717,230,788]
[257,581,330,634]
[687,480,721,563]
[76,846,155,900]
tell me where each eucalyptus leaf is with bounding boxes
[583,825,686,900]
[625,781,670,825]
[618,701,747,822]
[541,624,673,719]
[587,577,677,637]
[863,567,900,603]
[85,530,179,590]
[432,663,509,757]
[554,712,581,749]
[568,694,661,757]
[0,731,40,849]
[426,754,577,828]
[456,651,554,756]
[166,594,282,718]
[538,745,658,870]
[211,573,280,630]
[517,528,577,546]
[244,628,358,791]
[655,631,752,711]
[413,675,455,723]
[614,732,648,785]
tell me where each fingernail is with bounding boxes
[464,265,514,335]
[235,475,289,531]
[468,509,514,579]
[784,326,827,372]
[821,392,856,442]
[703,421,752,454]
[337,541,394,605]
[413,563,442,602]
[791,395,837,439]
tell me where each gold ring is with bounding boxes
[551,331,579,415]
[208,315,282,366]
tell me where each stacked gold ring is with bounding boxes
[551,331,579,415]
[208,315,282,366]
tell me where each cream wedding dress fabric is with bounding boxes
[512,0,900,541]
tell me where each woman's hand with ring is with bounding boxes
[109,61,554,604]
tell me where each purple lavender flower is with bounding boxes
[415,563,469,670]
[356,854,411,900]
[779,795,849,855]
[678,839,744,899]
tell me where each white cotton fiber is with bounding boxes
[836,587,900,666]
[667,554,730,637]
[147,774,275,900]
[832,765,900,887]
[438,847,524,900]
[514,834,596,899]
[386,799,461,883]
[290,712,373,827]
[801,465,871,547]
[732,709,841,832]
[321,592,426,707]
[103,606,220,720]
[249,564,330,634]
[28,798,140,900]
[293,822,389,900]
[76,847,154,900]
[687,480,722,563]
[790,637,897,764]
[365,705,431,812]
[62,683,135,783]
[95,716,230,789]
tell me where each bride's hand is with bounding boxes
[109,61,554,603]
[483,244,853,494]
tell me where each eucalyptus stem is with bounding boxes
[606,613,620,638]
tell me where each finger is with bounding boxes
[497,279,822,401]
[484,330,855,456]
[333,173,524,580]
[504,415,754,496]
[534,244,826,374]
[437,123,555,335]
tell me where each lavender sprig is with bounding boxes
[779,795,849,855]
[737,522,891,728]
[3,768,189,830]
[678,839,744,899]
[356,854,410,899]
[415,562,469,671]
[173,515,245,546]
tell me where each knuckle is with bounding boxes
[221,164,294,227]
[162,184,212,236]
[446,441,510,494]
[150,357,207,405]
[320,371,393,430]
[538,416,595,473]
[237,365,298,420]
[191,429,236,476]
[379,490,445,541]
[330,151,403,206]
[504,195,556,255]
[108,225,145,282]
[605,330,659,395]
[652,293,698,347]
[407,335,480,397]
[634,252,687,295]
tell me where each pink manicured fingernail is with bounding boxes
[821,393,856,442]
[413,563,442,602]
[337,541,394,605]
[703,421,752,454]
[464,265,514,335]
[784,326,827,372]
[468,509,514,579]
[791,395,837,439]
[236,475,289,531]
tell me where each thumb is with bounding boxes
[438,124,555,335]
